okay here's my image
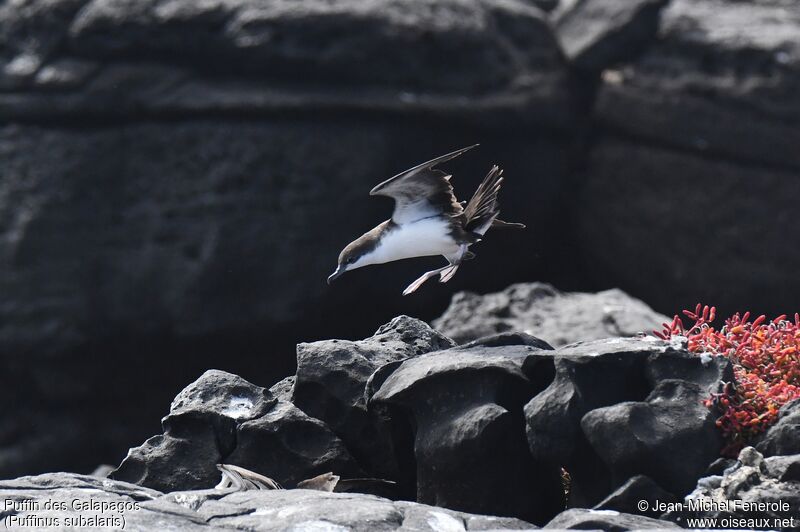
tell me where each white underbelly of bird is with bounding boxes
[369,218,461,264]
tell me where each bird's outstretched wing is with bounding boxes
[370,145,477,224]
[463,165,506,235]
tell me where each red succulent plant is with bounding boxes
[654,304,800,456]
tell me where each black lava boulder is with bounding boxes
[112,370,361,491]
[292,316,454,479]
[369,340,562,525]
[525,337,731,506]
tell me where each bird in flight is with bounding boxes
[327,145,525,295]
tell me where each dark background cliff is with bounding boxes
[1,0,798,479]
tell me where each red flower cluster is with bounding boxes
[654,304,800,456]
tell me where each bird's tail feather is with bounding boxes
[491,218,526,229]
[463,166,524,235]
[463,165,502,235]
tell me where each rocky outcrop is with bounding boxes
[433,282,668,346]
[106,317,734,526]
[582,379,721,497]
[0,0,570,124]
[0,473,538,531]
[666,447,800,530]
[594,0,800,169]
[369,341,561,524]
[578,0,800,313]
[524,337,731,507]
[292,316,455,480]
[111,370,362,492]
[111,317,452,494]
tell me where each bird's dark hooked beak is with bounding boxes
[327,266,344,285]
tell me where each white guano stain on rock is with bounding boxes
[222,396,255,419]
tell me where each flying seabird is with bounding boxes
[327,145,525,295]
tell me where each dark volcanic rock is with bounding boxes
[582,379,723,497]
[545,508,680,530]
[577,138,800,316]
[0,0,571,125]
[433,283,667,346]
[525,337,731,506]
[226,400,363,489]
[525,338,654,506]
[666,447,800,530]
[593,475,678,519]
[111,370,275,492]
[112,370,360,491]
[370,344,562,524]
[595,0,800,170]
[293,316,454,478]
[98,320,737,522]
[556,0,669,71]
[580,0,800,317]
[756,399,800,457]
[0,472,538,531]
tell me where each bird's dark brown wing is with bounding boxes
[463,165,505,235]
[370,145,477,224]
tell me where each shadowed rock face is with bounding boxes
[0,0,574,479]
[524,337,731,508]
[594,0,800,170]
[582,380,722,497]
[578,0,800,314]
[0,0,571,124]
[369,344,562,524]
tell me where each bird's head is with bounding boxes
[327,235,377,284]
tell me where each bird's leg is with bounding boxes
[402,265,452,296]
[439,244,469,283]
[439,264,459,283]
